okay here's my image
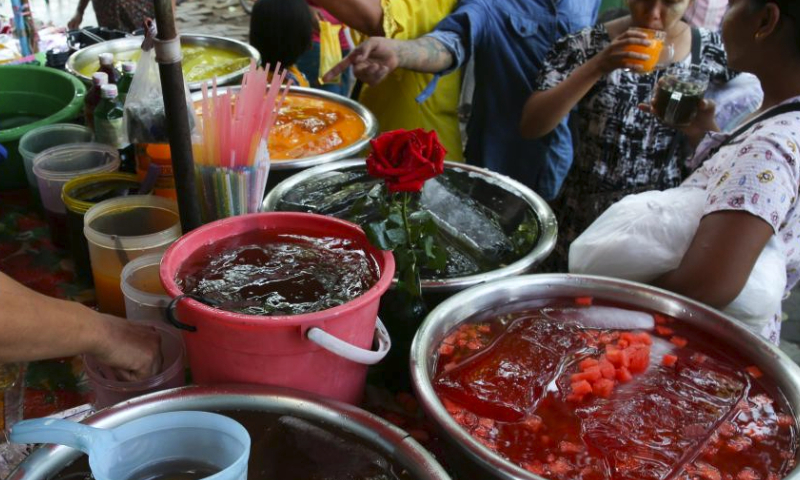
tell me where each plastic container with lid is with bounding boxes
[84,195,181,316]
[33,143,120,248]
[121,253,171,322]
[62,173,140,283]
[18,123,93,196]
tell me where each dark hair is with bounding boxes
[249,0,313,68]
[750,0,800,51]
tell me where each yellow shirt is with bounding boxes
[355,0,463,161]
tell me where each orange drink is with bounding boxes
[623,27,666,73]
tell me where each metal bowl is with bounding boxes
[66,34,260,91]
[262,159,557,299]
[410,274,800,480]
[190,87,378,192]
[7,385,451,480]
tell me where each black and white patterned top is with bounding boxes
[535,24,738,271]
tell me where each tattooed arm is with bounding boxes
[323,36,454,85]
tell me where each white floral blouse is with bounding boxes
[683,96,800,344]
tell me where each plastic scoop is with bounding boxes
[10,411,250,480]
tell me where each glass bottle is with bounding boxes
[84,72,108,133]
[94,84,135,173]
[98,52,120,84]
[118,61,136,105]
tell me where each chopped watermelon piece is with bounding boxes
[635,332,653,345]
[695,462,722,480]
[655,325,674,336]
[670,335,689,348]
[579,358,599,371]
[626,344,650,373]
[438,344,455,356]
[548,457,572,475]
[736,468,760,480]
[574,296,593,306]
[606,346,629,368]
[599,360,616,379]
[777,414,794,427]
[571,379,593,396]
[654,313,668,324]
[745,365,763,379]
[592,378,615,398]
[616,366,633,383]
[566,393,586,403]
[523,415,543,432]
[662,354,678,367]
[726,436,753,452]
[559,441,583,454]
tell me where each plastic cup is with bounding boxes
[84,195,181,317]
[623,28,667,73]
[10,411,250,480]
[63,173,141,284]
[18,124,93,193]
[84,321,185,409]
[33,143,120,248]
[653,64,711,127]
[121,253,171,322]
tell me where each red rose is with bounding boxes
[366,129,446,193]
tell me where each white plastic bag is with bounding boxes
[123,36,195,144]
[569,187,786,332]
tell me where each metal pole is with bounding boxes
[153,0,202,232]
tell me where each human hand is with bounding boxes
[67,11,83,31]
[91,315,162,382]
[639,96,719,147]
[590,29,653,75]
[323,37,399,85]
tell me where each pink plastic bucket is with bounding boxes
[159,212,395,404]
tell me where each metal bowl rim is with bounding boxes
[409,273,800,480]
[65,33,261,91]
[189,86,378,168]
[261,159,558,292]
[7,384,451,480]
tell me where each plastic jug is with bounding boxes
[10,411,250,480]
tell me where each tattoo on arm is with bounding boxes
[396,37,454,73]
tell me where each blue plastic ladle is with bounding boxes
[10,411,250,480]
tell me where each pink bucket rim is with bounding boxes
[159,212,395,327]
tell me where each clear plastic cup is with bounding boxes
[84,321,185,409]
[121,253,171,322]
[10,411,250,480]
[33,143,120,248]
[18,123,93,191]
[84,195,181,317]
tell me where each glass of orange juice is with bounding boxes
[623,28,667,73]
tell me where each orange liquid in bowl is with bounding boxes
[194,93,367,161]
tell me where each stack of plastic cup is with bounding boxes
[18,123,93,201]
[32,143,119,248]
[121,253,171,322]
[84,321,186,409]
[84,195,181,317]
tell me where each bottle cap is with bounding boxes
[92,72,109,86]
[122,62,136,74]
[99,52,114,65]
[100,84,119,99]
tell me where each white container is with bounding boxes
[121,253,171,322]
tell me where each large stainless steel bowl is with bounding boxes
[66,34,260,91]
[410,274,800,480]
[7,385,451,480]
[190,87,378,193]
[262,159,558,300]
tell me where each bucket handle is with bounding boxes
[166,294,223,332]
[306,318,391,365]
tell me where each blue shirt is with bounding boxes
[424,0,599,200]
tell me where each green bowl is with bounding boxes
[0,65,87,191]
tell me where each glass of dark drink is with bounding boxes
[653,65,710,128]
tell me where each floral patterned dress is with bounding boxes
[92,0,154,33]
[682,97,800,344]
[535,25,738,271]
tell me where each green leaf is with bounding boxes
[385,227,407,245]
[365,221,392,250]
[387,212,404,228]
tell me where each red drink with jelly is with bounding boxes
[433,299,798,480]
